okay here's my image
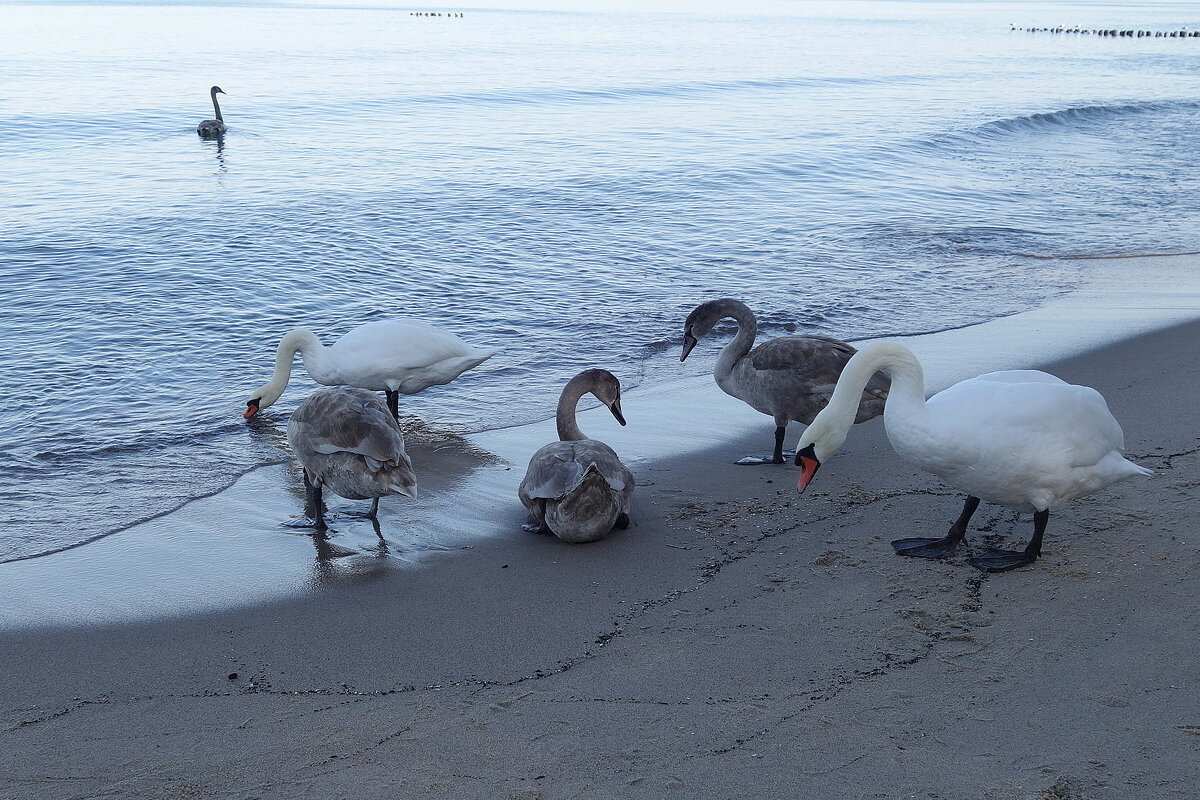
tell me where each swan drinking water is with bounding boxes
[518,369,634,543]
[680,298,888,464]
[793,342,1150,572]
[288,387,418,529]
[243,319,500,419]
[197,86,226,137]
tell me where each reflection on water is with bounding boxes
[246,407,503,565]
[0,457,519,630]
[245,413,290,453]
[306,524,389,588]
[202,132,227,173]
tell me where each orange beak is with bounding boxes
[243,403,259,419]
[796,457,820,493]
[794,444,820,493]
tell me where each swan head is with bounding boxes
[793,416,848,493]
[579,368,626,426]
[211,85,225,95]
[244,381,286,418]
[388,460,419,499]
[680,298,747,361]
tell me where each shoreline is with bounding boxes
[5,253,1200,631]
[0,243,1189,571]
[2,290,1199,797]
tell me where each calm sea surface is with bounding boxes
[3,0,1200,561]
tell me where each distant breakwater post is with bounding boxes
[1012,25,1199,38]
[410,11,464,17]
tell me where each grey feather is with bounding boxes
[683,298,890,429]
[518,371,634,543]
[288,387,418,501]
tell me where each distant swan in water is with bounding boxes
[197,85,226,137]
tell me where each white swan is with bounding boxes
[680,298,888,464]
[518,369,634,543]
[197,86,226,137]
[244,319,500,419]
[793,342,1151,572]
[288,387,418,528]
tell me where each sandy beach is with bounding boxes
[2,256,1199,799]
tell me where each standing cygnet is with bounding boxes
[680,298,888,465]
[288,387,418,529]
[519,369,634,543]
[197,85,227,137]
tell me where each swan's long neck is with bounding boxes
[556,374,594,441]
[802,342,929,459]
[714,300,757,381]
[211,89,223,122]
[256,329,327,408]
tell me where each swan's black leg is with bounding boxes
[368,516,386,543]
[892,495,978,559]
[385,390,400,420]
[772,426,787,463]
[368,497,380,520]
[736,426,791,465]
[304,474,327,530]
[968,509,1047,573]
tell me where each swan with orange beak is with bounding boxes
[792,342,1149,572]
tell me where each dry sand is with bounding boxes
[2,312,1199,800]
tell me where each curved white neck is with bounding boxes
[254,329,328,408]
[714,303,757,381]
[802,342,929,458]
[556,374,594,441]
[280,327,330,379]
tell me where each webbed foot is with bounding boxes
[330,507,375,520]
[735,455,788,466]
[968,548,1038,573]
[283,516,330,532]
[891,535,962,559]
[522,522,551,534]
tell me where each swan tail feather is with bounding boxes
[544,466,623,543]
[1126,460,1154,477]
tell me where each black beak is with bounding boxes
[609,398,626,426]
[680,331,698,362]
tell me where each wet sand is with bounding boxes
[3,258,1200,798]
